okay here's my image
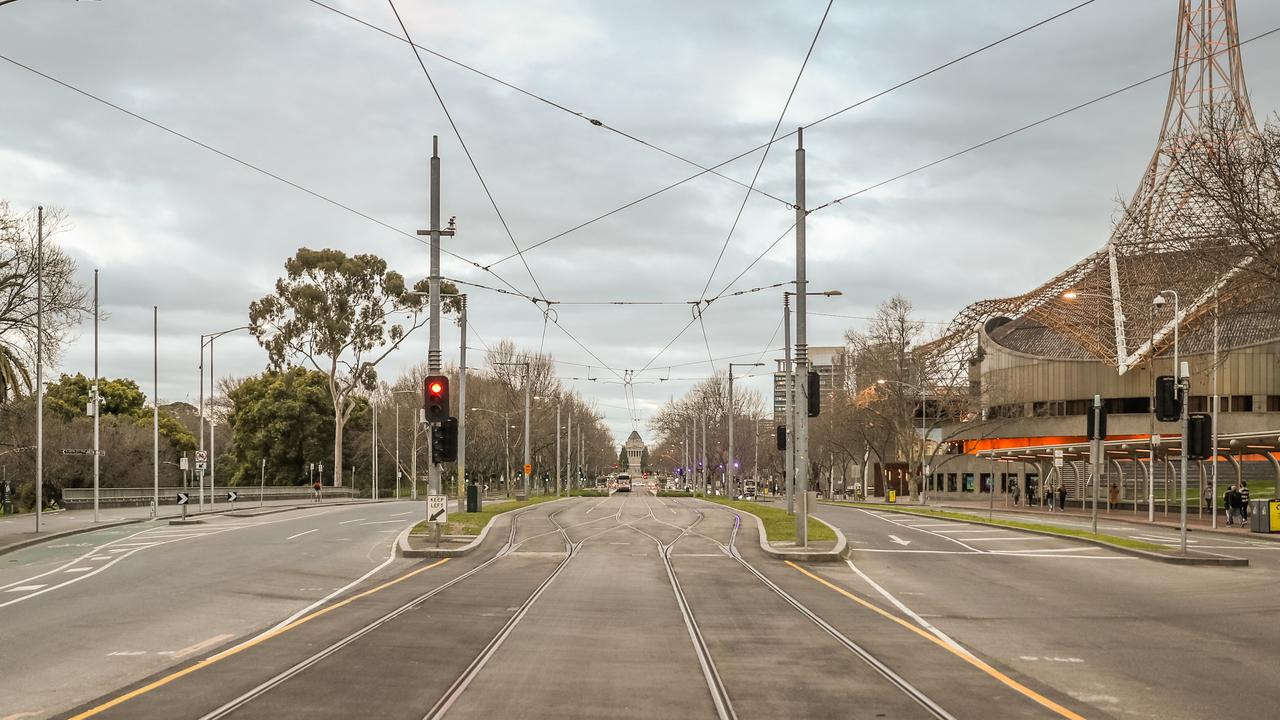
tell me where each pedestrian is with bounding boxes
[1108,483,1119,507]
[1011,481,1021,506]
[1046,484,1054,511]
[1058,484,1067,512]
[1239,481,1251,523]
[1224,485,1238,525]
[312,480,321,502]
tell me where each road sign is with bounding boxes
[195,450,208,462]
[195,461,207,471]
[427,494,447,524]
[523,463,532,475]
[61,449,104,456]
[176,492,189,505]
[226,491,238,502]
[179,456,189,470]
[1054,449,1064,468]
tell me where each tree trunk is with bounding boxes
[333,410,344,488]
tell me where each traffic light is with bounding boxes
[424,375,449,423]
[1155,375,1180,422]
[1086,403,1108,440]
[432,416,458,462]
[1186,413,1213,459]
[807,371,821,417]
[776,425,787,451]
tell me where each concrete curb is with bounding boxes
[930,502,1280,544]
[825,502,1248,567]
[0,499,383,557]
[705,500,848,562]
[397,497,573,559]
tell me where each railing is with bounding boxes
[62,486,359,506]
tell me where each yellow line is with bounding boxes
[69,558,450,720]
[785,561,1085,720]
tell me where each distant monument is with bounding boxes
[624,431,645,473]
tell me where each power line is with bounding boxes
[483,0,1099,269]
[305,0,791,209]
[386,0,547,302]
[697,0,833,301]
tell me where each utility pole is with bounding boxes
[565,410,573,492]
[93,268,100,523]
[1091,394,1102,535]
[783,296,794,513]
[700,415,708,497]
[371,400,378,499]
[457,294,468,507]
[395,405,401,499]
[524,368,531,498]
[153,305,159,516]
[794,126,810,547]
[728,362,763,499]
[1179,360,1189,553]
[35,206,43,533]
[198,335,204,512]
[426,136,442,498]
[555,401,562,496]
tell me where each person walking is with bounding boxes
[1225,485,1238,525]
[1239,481,1251,524]
[1047,483,1055,512]
[1058,484,1067,513]
[1011,480,1021,507]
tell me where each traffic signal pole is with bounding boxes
[426,136,442,498]
[794,127,809,547]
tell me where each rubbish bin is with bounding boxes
[887,489,897,504]
[1248,499,1272,533]
[466,484,481,513]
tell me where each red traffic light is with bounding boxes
[428,381,444,395]
[424,375,450,423]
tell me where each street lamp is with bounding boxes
[727,362,764,499]
[472,407,516,497]
[1154,290,1189,553]
[200,325,250,509]
[494,362,532,498]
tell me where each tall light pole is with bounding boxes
[472,407,515,496]
[391,388,418,499]
[200,325,250,507]
[153,305,159,516]
[784,282,843,537]
[415,136,455,498]
[1154,290,1187,553]
[34,206,43,532]
[92,268,100,523]
[727,362,763,499]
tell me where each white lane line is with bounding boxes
[855,549,977,555]
[997,547,1090,554]
[286,529,319,540]
[359,520,406,526]
[845,560,971,656]
[264,520,416,633]
[856,509,984,552]
[64,567,93,573]
[963,537,1056,542]
[390,511,413,517]
[338,518,366,525]
[171,633,235,660]
[5,584,46,592]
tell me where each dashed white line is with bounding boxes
[286,529,319,540]
[338,518,366,525]
[5,584,46,593]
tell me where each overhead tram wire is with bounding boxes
[0,52,540,305]
[386,0,547,303]
[305,0,791,208]
[698,21,1280,308]
[483,0,1100,269]
[697,0,833,302]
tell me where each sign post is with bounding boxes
[427,494,447,547]
[176,491,189,520]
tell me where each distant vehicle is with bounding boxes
[615,474,632,493]
[743,480,757,500]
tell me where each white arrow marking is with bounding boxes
[888,535,912,547]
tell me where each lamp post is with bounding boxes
[200,325,250,508]
[1154,290,1188,553]
[472,407,515,497]
[727,362,763,499]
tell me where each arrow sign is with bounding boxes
[426,494,447,524]
[888,535,911,547]
[176,492,189,505]
[226,491,238,502]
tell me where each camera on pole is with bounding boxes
[424,375,449,423]
[1155,375,1181,422]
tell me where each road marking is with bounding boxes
[171,633,235,660]
[68,559,450,720]
[359,520,405,525]
[845,559,967,653]
[5,584,46,592]
[963,536,1055,542]
[788,562,1086,720]
[338,518,366,525]
[106,651,146,657]
[888,534,911,546]
[286,529,319,540]
[390,511,413,517]
[64,567,93,573]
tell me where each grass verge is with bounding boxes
[411,495,560,537]
[656,490,697,497]
[826,502,1167,551]
[569,489,607,497]
[702,497,836,543]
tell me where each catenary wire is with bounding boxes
[305,0,791,208]
[385,0,547,303]
[484,0,1100,269]
[697,0,833,301]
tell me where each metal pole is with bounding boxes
[1211,291,1219,529]
[794,126,809,547]
[210,338,216,505]
[427,135,442,498]
[1148,303,1156,523]
[199,334,205,512]
[410,417,418,501]
[35,206,43,532]
[523,366,531,498]
[153,305,159,516]
[701,415,707,497]
[371,400,377,499]
[457,295,468,506]
[566,411,573,492]
[93,268,99,523]
[260,457,265,508]
[728,365,735,498]
[1179,360,1189,554]
[783,294,794,513]
[395,405,401,499]
[1092,394,1101,535]
[555,402,562,496]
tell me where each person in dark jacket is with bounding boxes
[1225,486,1239,525]
[1058,485,1067,512]
[1239,481,1251,522]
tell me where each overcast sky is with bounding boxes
[3,0,1279,447]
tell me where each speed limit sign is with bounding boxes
[195,450,208,463]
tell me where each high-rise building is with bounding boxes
[773,345,846,421]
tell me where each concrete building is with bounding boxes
[623,431,646,474]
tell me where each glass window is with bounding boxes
[963,473,975,492]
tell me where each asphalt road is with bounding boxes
[0,499,430,720]
[50,491,1118,720]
